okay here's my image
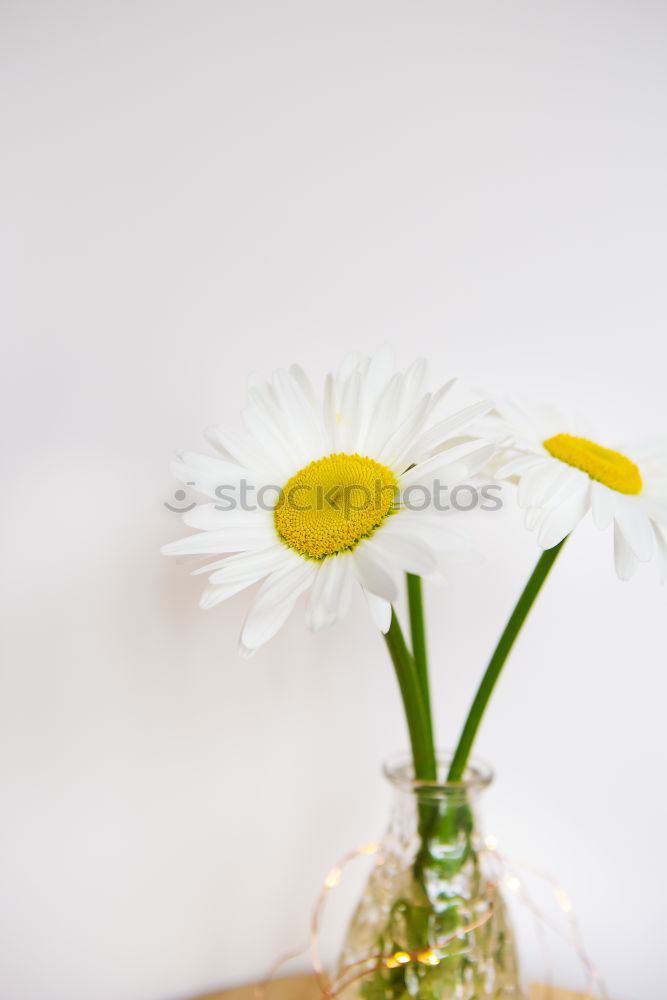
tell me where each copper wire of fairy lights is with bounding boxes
[254,837,608,999]
[482,838,608,1000]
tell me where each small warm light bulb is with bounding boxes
[554,887,572,913]
[416,948,440,966]
[324,866,341,889]
[359,841,379,856]
[484,835,498,852]
[386,950,411,969]
[505,875,521,893]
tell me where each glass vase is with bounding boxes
[335,752,523,999]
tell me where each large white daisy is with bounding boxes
[163,352,495,655]
[491,399,667,580]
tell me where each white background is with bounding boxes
[2,2,667,998]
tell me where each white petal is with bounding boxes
[363,373,404,456]
[337,370,363,452]
[199,547,293,606]
[199,584,248,609]
[384,515,477,574]
[330,559,354,622]
[243,392,305,470]
[399,441,496,491]
[288,363,318,409]
[394,510,476,557]
[590,481,615,531]
[173,450,247,479]
[208,426,288,482]
[305,555,354,631]
[239,558,317,655]
[162,518,275,556]
[427,377,457,415]
[170,452,250,500]
[646,476,667,494]
[384,509,452,543]
[492,397,540,443]
[614,522,639,581]
[364,529,437,577]
[520,463,588,514]
[337,350,364,384]
[620,438,667,468]
[364,591,392,633]
[412,399,493,459]
[204,545,290,584]
[352,542,399,601]
[363,350,394,401]
[192,543,293,583]
[353,351,395,453]
[613,497,655,562]
[525,506,546,531]
[517,461,563,509]
[537,482,590,550]
[201,426,241,463]
[494,454,546,480]
[399,357,428,417]
[247,372,278,404]
[182,504,274,531]
[271,368,325,462]
[377,392,433,471]
[643,495,667,527]
[323,373,339,452]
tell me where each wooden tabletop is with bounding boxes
[198,974,593,999]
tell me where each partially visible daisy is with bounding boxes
[162,352,495,655]
[491,398,667,580]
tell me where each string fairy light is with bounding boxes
[254,835,608,1000]
[484,841,608,1000]
[323,867,342,890]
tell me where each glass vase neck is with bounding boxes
[383,750,494,803]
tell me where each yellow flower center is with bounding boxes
[543,433,642,495]
[274,453,398,559]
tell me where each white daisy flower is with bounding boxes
[492,398,667,580]
[163,352,495,655]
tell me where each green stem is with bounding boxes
[448,537,568,782]
[406,573,433,748]
[384,609,437,781]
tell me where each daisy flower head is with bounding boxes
[163,352,495,655]
[492,398,667,580]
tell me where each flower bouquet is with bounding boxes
[164,352,666,999]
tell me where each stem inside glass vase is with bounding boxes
[335,753,522,999]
